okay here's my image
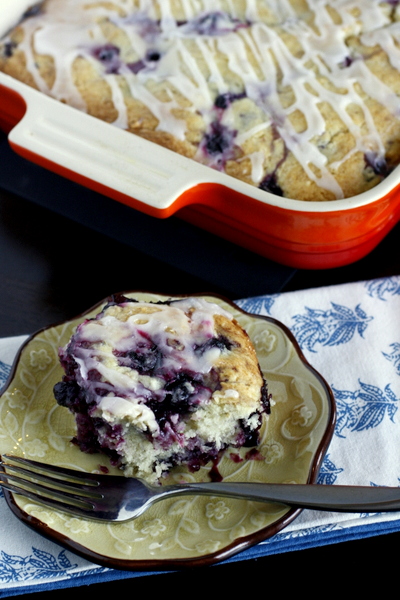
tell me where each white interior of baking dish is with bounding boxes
[2,0,400,216]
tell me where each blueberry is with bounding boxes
[23,5,42,17]
[215,94,230,109]
[126,344,163,375]
[146,50,161,61]
[73,413,101,453]
[259,173,283,196]
[339,56,354,68]
[53,380,80,408]
[146,372,201,432]
[87,369,109,397]
[58,353,79,379]
[92,44,121,74]
[204,122,232,155]
[186,445,220,473]
[214,92,245,109]
[95,44,120,62]
[195,335,233,355]
[206,132,228,154]
[365,152,388,176]
[164,372,195,407]
[239,415,262,447]
[87,369,102,381]
[3,41,16,58]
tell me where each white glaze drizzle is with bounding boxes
[64,298,234,425]
[6,0,400,197]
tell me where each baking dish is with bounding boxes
[1,1,399,270]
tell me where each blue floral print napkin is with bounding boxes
[0,275,399,596]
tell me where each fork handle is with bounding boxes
[181,481,400,512]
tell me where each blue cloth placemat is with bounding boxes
[0,275,399,596]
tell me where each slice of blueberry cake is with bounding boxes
[54,295,270,482]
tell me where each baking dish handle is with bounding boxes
[2,74,224,217]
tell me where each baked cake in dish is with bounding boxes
[53,295,270,482]
[2,0,400,201]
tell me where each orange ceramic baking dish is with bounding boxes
[1,3,400,270]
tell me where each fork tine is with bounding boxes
[0,459,102,498]
[1,454,100,486]
[0,471,94,507]
[0,473,100,519]
[0,454,106,519]
[0,464,102,499]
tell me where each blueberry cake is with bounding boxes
[2,0,400,201]
[53,295,270,482]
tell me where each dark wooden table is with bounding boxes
[1,136,399,594]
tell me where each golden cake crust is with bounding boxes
[213,313,265,408]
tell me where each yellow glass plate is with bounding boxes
[0,292,335,569]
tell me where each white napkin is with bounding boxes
[236,274,400,555]
[0,276,399,595]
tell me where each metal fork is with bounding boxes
[2,454,400,522]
